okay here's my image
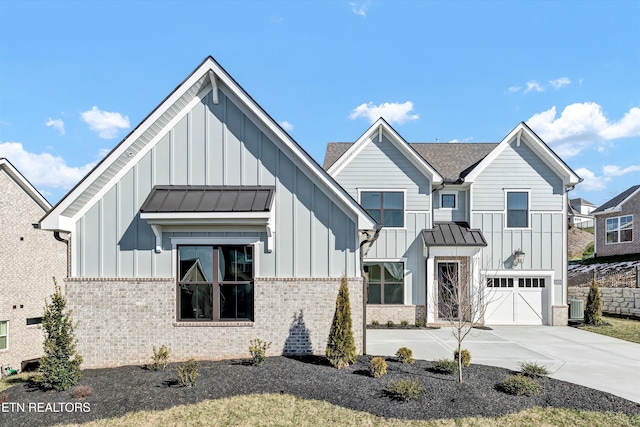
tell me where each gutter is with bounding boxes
[53,231,71,278]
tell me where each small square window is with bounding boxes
[361,191,404,227]
[441,194,456,208]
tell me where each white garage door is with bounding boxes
[484,277,546,325]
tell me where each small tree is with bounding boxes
[37,278,83,391]
[437,259,494,383]
[584,278,602,325]
[326,277,357,368]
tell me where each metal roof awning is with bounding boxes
[140,185,276,253]
[421,222,487,247]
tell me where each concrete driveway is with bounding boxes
[366,326,640,403]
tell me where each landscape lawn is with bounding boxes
[1,356,639,427]
[579,316,640,344]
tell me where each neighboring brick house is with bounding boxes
[593,185,640,257]
[0,158,67,371]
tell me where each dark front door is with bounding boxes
[437,262,459,319]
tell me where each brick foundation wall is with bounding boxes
[568,287,640,317]
[366,305,425,325]
[65,277,363,368]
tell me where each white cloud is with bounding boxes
[280,120,294,131]
[602,164,640,177]
[549,77,571,89]
[350,1,370,17]
[0,141,97,189]
[508,86,521,93]
[45,118,65,135]
[349,101,419,125]
[80,106,130,139]
[575,167,606,191]
[526,102,640,157]
[524,81,544,93]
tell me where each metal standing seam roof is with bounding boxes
[140,186,275,213]
[422,222,487,247]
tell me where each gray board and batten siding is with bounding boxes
[73,85,357,279]
[471,137,566,305]
[333,131,432,306]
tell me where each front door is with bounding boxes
[437,262,459,319]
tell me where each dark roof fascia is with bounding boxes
[592,185,640,214]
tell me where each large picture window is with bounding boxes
[178,245,254,321]
[361,191,404,227]
[506,191,529,228]
[365,262,404,304]
[606,215,633,244]
[0,321,7,350]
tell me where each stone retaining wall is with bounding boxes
[568,287,640,317]
[65,277,363,368]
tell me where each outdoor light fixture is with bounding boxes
[513,250,525,266]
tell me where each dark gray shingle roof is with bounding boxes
[140,185,275,213]
[323,142,497,181]
[569,197,596,208]
[422,222,487,247]
[592,185,640,214]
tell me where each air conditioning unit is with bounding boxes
[569,299,584,320]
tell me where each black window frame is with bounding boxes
[441,193,456,209]
[364,261,404,304]
[177,244,254,322]
[506,191,529,228]
[360,191,404,227]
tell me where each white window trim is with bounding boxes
[439,191,458,211]
[605,214,634,245]
[357,188,407,229]
[0,320,7,351]
[364,258,407,305]
[504,189,532,230]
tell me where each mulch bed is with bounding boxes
[2,356,639,426]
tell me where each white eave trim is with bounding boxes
[464,123,581,186]
[140,210,275,253]
[327,118,443,184]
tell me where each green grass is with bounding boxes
[51,394,640,427]
[580,316,640,344]
[0,371,35,392]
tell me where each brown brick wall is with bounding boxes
[595,193,640,257]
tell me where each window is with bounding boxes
[178,245,254,321]
[606,215,633,244]
[365,262,404,304]
[518,278,545,288]
[26,317,43,326]
[441,193,456,209]
[486,277,544,288]
[507,191,529,228]
[486,278,514,288]
[0,321,7,350]
[361,191,404,227]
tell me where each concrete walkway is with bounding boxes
[366,326,640,403]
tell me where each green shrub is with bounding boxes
[454,349,471,367]
[326,277,357,369]
[400,320,409,328]
[415,320,426,328]
[150,345,171,370]
[176,359,199,387]
[497,374,541,396]
[386,379,425,401]
[582,241,594,258]
[519,361,549,377]
[433,359,458,374]
[36,278,83,391]
[371,320,380,327]
[395,347,414,364]
[248,338,272,367]
[584,278,602,325]
[386,320,395,328]
[368,357,387,378]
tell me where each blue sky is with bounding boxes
[1,0,639,206]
